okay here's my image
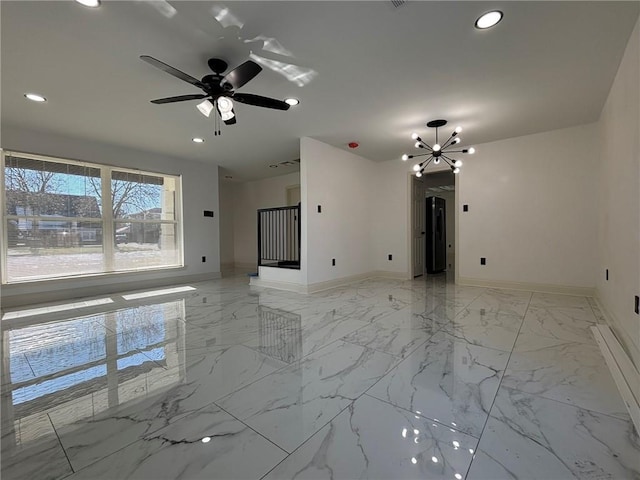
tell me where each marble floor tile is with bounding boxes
[467,289,532,317]
[467,387,640,480]
[264,394,477,480]
[514,305,598,350]
[341,308,443,358]
[218,340,397,452]
[368,332,510,438]
[0,411,73,480]
[1,276,631,480]
[587,297,608,322]
[48,343,285,470]
[66,403,287,480]
[244,309,367,363]
[502,341,629,419]
[0,352,35,387]
[439,308,523,352]
[529,292,592,309]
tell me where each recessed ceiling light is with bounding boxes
[284,98,300,106]
[475,10,503,29]
[75,0,101,7]
[192,137,205,143]
[24,93,47,102]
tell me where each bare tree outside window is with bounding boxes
[2,153,181,283]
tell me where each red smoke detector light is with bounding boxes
[348,142,359,149]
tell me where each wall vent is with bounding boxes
[391,0,406,8]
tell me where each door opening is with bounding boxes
[411,170,457,280]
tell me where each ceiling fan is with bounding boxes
[140,55,290,133]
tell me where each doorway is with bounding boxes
[410,170,457,279]
[286,185,301,206]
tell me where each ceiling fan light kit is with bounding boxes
[141,55,293,136]
[402,119,475,177]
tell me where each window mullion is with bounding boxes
[102,167,114,272]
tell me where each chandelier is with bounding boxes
[402,119,475,177]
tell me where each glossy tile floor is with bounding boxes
[1,273,638,479]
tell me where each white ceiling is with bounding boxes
[2,1,638,181]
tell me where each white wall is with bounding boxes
[1,127,221,305]
[596,18,640,368]
[301,138,375,286]
[458,123,598,289]
[218,175,235,269]
[232,171,299,266]
[370,159,412,276]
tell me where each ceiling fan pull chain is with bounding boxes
[214,101,219,136]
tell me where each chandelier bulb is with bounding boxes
[415,171,422,178]
[433,143,441,152]
[413,164,420,172]
[401,154,409,161]
[411,132,419,140]
[454,160,463,167]
[434,158,440,164]
[415,141,422,149]
[453,167,460,174]
[468,147,475,154]
[452,138,461,144]
[455,126,462,134]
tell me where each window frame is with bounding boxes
[1,150,184,284]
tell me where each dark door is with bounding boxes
[426,196,446,273]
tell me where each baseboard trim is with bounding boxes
[251,270,411,295]
[591,324,640,434]
[249,277,305,293]
[592,293,640,371]
[457,277,595,296]
[1,271,222,309]
[304,272,373,294]
[369,270,412,280]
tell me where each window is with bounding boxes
[1,151,182,283]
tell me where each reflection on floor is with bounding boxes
[1,274,638,479]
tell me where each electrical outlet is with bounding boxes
[388,254,393,261]
[463,204,469,212]
[317,205,322,213]
[332,258,336,266]
[480,257,486,265]
[202,256,206,262]
[203,210,214,217]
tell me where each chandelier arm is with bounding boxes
[441,134,458,150]
[419,140,433,150]
[441,156,454,167]
[420,156,434,167]
[444,150,465,154]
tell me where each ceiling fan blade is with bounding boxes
[150,94,207,104]
[222,61,262,90]
[141,55,204,89]
[233,93,290,111]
